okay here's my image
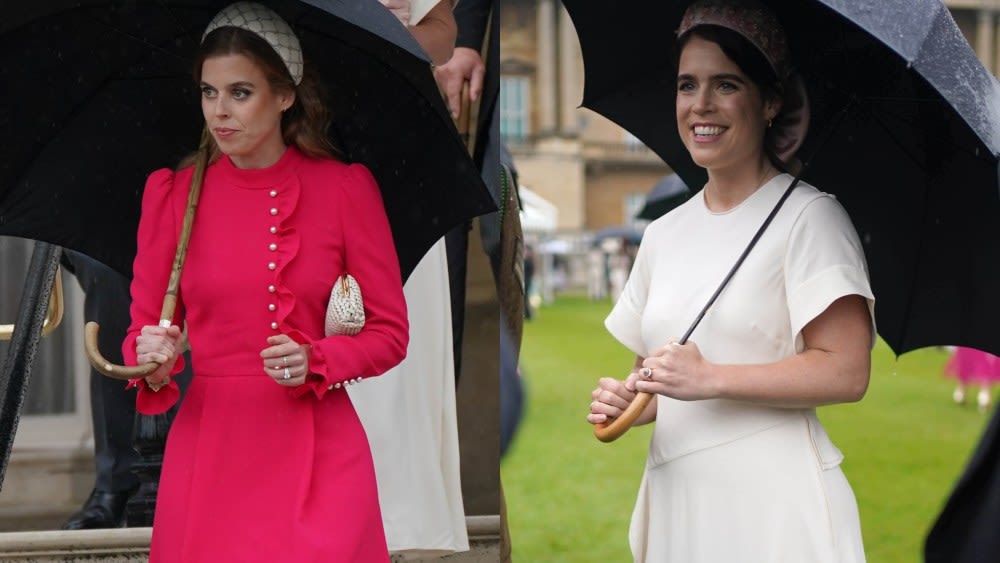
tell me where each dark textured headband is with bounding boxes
[678,0,789,80]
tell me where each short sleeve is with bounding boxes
[290,163,409,400]
[122,168,187,414]
[409,0,443,24]
[784,195,875,347]
[604,237,653,358]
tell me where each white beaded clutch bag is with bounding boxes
[324,274,365,336]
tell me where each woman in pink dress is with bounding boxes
[122,3,408,561]
[945,347,999,413]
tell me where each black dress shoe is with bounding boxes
[61,487,135,530]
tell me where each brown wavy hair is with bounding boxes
[179,26,343,168]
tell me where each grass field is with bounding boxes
[502,295,994,563]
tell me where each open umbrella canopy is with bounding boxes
[0,0,495,282]
[593,225,643,246]
[562,0,1000,357]
[636,173,691,221]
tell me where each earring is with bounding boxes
[767,118,773,128]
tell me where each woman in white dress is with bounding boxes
[587,1,874,561]
[347,1,469,559]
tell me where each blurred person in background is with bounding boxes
[945,346,998,413]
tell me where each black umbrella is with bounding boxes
[0,0,495,282]
[636,173,691,221]
[593,225,644,246]
[561,0,1000,357]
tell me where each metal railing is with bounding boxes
[0,269,63,341]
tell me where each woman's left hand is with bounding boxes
[260,334,311,387]
[634,339,721,401]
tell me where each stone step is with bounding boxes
[0,516,501,562]
[0,528,149,562]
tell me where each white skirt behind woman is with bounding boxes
[348,239,469,559]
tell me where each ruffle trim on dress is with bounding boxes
[272,175,303,342]
[264,175,330,401]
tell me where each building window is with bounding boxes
[500,76,531,143]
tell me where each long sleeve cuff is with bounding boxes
[126,374,181,415]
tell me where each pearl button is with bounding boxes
[268,262,276,270]
[334,382,342,389]
[270,208,278,216]
[269,243,277,251]
[270,322,279,330]
[270,226,278,234]
[269,190,278,197]
[268,285,276,293]
[268,304,276,311]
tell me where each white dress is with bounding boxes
[357,3,468,557]
[347,239,469,559]
[605,175,874,563]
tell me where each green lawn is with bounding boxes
[502,295,993,563]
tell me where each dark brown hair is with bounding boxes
[179,26,342,168]
[677,25,782,105]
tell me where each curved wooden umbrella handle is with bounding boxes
[84,321,160,380]
[82,128,210,381]
[593,391,654,443]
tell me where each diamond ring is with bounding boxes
[640,367,653,379]
[283,368,291,380]
[282,355,289,367]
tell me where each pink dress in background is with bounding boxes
[944,347,1000,384]
[123,147,409,562]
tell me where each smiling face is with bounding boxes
[200,53,295,169]
[676,35,779,176]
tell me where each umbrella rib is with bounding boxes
[863,106,940,355]
[866,103,989,170]
[866,110,930,173]
[799,101,927,356]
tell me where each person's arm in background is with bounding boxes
[433,0,489,119]
[381,0,457,66]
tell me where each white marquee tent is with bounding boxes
[518,186,558,233]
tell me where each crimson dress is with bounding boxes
[122,146,408,562]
